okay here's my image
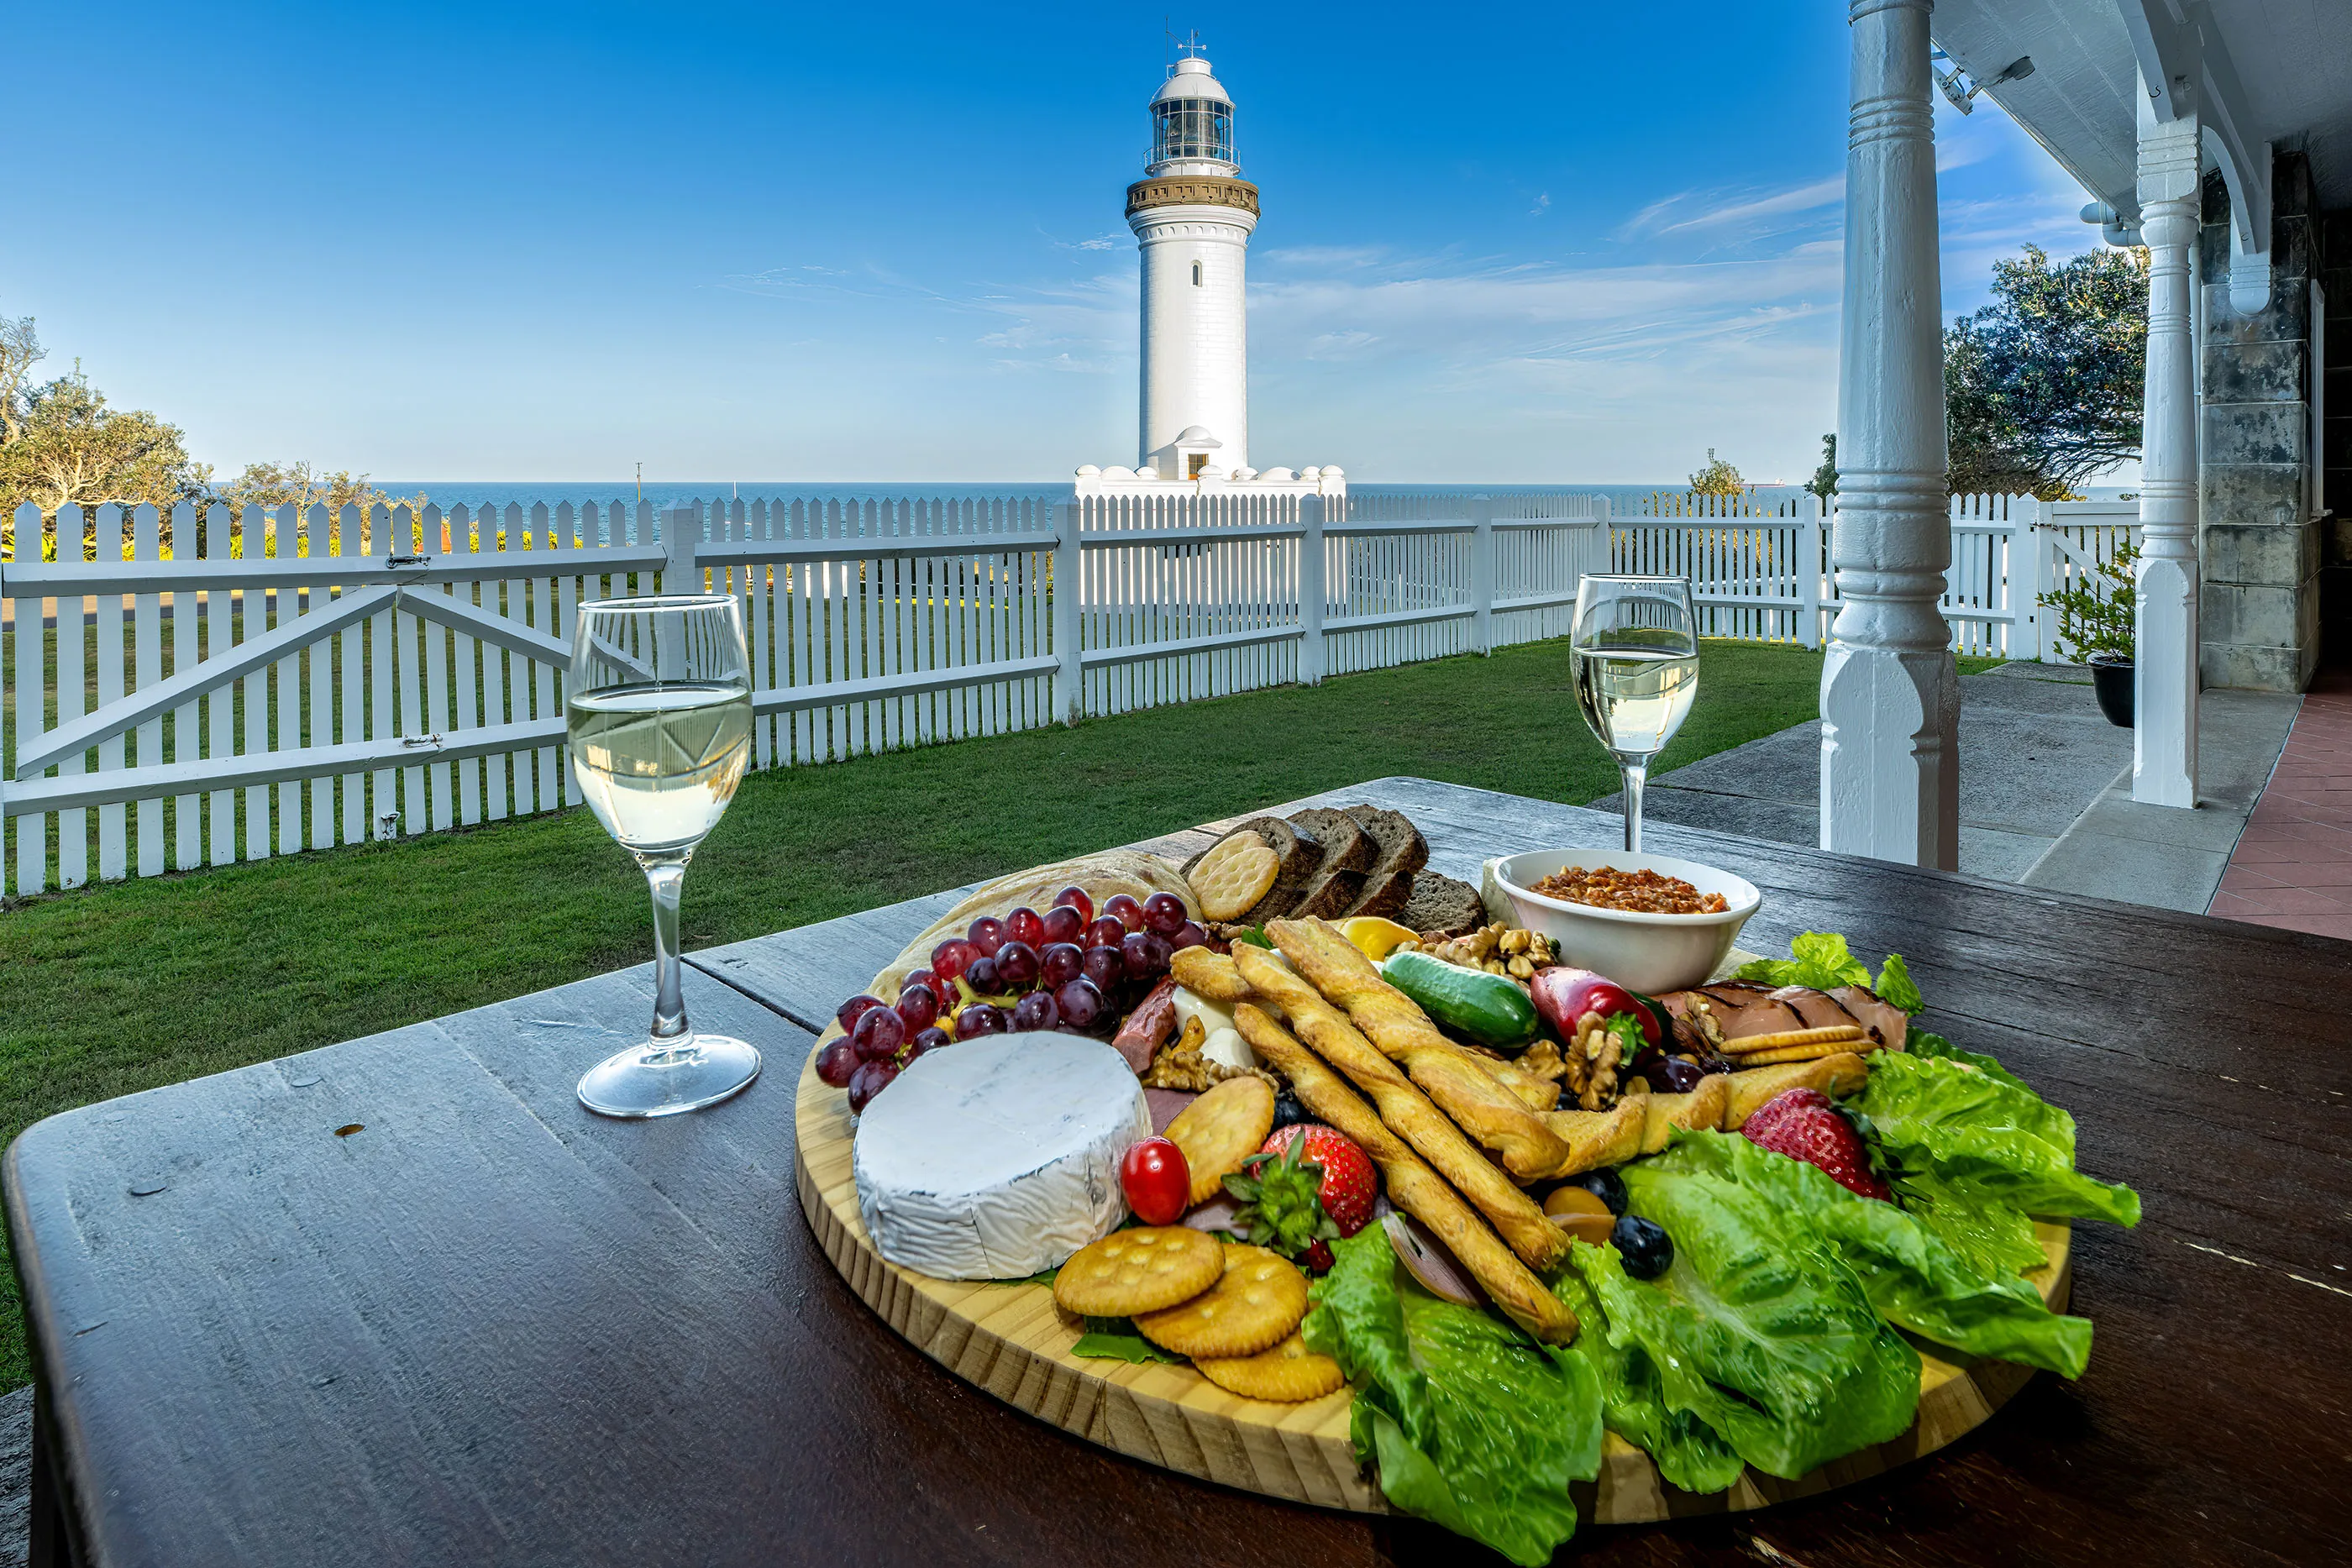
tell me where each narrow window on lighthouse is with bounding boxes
[1192,260,1203,286]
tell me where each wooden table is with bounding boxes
[10,778,2350,1567]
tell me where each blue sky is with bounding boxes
[8,2,2099,485]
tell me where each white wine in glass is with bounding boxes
[1571,575,1699,852]
[567,595,761,1119]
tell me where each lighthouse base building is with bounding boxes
[1077,49,1342,503]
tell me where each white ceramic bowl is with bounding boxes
[1488,849,1761,996]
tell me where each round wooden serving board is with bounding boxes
[794,1049,2072,1523]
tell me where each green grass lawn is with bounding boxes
[0,635,1851,1387]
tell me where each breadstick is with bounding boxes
[1234,1004,1578,1345]
[1169,946,1253,1004]
[1534,1094,1650,1177]
[1722,1053,1871,1130]
[1639,1076,1731,1154]
[1235,944,1569,1273]
[1267,919,1572,1178]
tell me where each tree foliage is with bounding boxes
[220,461,429,556]
[1807,433,1837,501]
[1688,448,1746,496]
[0,366,213,557]
[0,315,43,447]
[1945,245,2147,500]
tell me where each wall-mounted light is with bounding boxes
[1931,52,2034,115]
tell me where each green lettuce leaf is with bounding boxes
[1735,930,1873,991]
[1650,1133,2092,1377]
[1873,953,1924,1015]
[1593,1162,1922,1479]
[1857,1051,2139,1226]
[1905,1028,2035,1094]
[1892,1168,2052,1280]
[1071,1318,1183,1363]
[1551,1261,1746,1495]
[1306,1227,1601,1565]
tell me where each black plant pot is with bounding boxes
[2088,653,2134,728]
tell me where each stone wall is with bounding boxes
[2318,202,2351,662]
[2198,154,2323,690]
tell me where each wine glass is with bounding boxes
[1571,575,1699,853]
[566,594,762,1118]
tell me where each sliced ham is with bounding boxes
[1830,985,1910,1050]
[1697,984,1805,1039]
[1767,984,1864,1033]
[1144,1086,1200,1134]
[1657,991,1723,1053]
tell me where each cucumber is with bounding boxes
[1380,950,1540,1051]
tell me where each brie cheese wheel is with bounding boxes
[853,1032,1151,1281]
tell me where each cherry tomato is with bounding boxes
[1120,1137,1191,1226]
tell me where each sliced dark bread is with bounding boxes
[1284,808,1374,920]
[1197,815,1324,926]
[1399,871,1488,938]
[1340,805,1430,920]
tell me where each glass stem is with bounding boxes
[1620,759,1648,853]
[642,857,693,1049]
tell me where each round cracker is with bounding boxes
[1189,831,1281,922]
[1192,1329,1347,1403]
[1052,1226,1224,1319]
[1132,1244,1309,1360]
[1163,1076,1277,1205]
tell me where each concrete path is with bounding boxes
[1591,661,2302,913]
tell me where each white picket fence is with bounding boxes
[1616,491,2139,657]
[0,488,2136,897]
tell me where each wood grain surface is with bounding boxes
[8,776,2351,1568]
[794,1027,2071,1522]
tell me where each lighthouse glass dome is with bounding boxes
[1151,98,1232,165]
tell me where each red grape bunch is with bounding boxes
[818,884,1207,1112]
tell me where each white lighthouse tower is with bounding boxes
[1076,45,1341,500]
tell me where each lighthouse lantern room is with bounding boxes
[1074,46,1341,501]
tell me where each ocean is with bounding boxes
[381,480,1816,514]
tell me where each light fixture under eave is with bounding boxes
[1932,52,2034,116]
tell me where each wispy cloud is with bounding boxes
[1655,176,1845,234]
[1529,192,1551,217]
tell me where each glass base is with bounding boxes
[577,1035,762,1120]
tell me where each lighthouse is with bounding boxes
[1075,45,1341,499]
[1131,53,1254,479]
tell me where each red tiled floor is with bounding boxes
[2209,669,2352,940]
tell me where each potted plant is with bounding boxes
[2037,539,2136,727]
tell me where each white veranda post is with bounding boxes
[2133,78,2201,808]
[1820,0,1961,868]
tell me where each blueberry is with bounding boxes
[1613,1214,1673,1280]
[1566,1167,1628,1217]
[1271,1091,1309,1130]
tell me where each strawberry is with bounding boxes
[1262,1124,1379,1237]
[1222,1136,1336,1261]
[1741,1088,1890,1201]
[1300,1240,1336,1274]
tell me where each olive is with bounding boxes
[1564,1167,1628,1217]
[1649,1054,1705,1093]
[1613,1214,1674,1280]
[1697,1052,1738,1077]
